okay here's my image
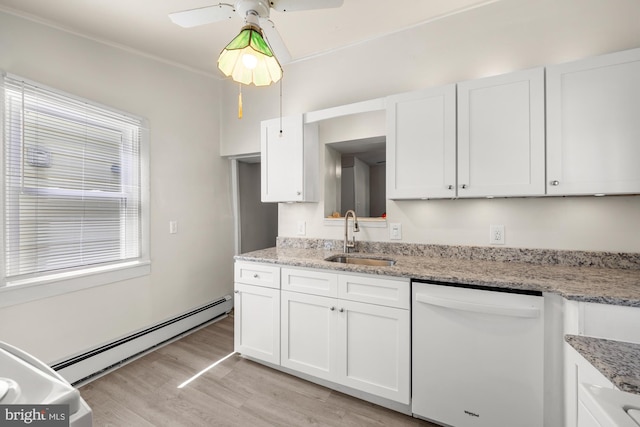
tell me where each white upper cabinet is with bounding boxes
[546,48,640,195]
[457,67,546,197]
[386,85,457,199]
[261,114,319,202]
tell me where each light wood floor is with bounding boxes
[80,313,437,427]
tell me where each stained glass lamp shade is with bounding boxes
[218,24,283,86]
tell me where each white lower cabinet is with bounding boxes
[338,298,410,403]
[280,268,411,405]
[234,262,281,365]
[234,283,280,365]
[280,290,338,381]
[566,344,615,427]
[563,300,640,427]
[235,262,410,406]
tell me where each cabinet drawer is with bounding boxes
[338,274,410,309]
[234,262,280,289]
[282,268,338,297]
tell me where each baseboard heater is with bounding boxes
[51,295,233,386]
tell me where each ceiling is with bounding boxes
[0,0,501,77]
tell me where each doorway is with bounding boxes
[233,157,278,254]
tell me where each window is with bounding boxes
[2,73,148,287]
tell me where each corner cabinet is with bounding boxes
[457,67,546,197]
[386,84,457,199]
[261,114,319,202]
[546,48,640,195]
[563,300,640,427]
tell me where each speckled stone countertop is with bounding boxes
[566,335,640,394]
[235,238,640,307]
[235,238,640,395]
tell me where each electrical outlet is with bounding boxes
[489,225,505,245]
[297,220,306,236]
[390,223,402,240]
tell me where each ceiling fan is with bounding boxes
[169,0,345,66]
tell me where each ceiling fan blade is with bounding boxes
[261,19,292,64]
[169,3,235,28]
[270,0,344,13]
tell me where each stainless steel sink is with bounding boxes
[325,255,396,266]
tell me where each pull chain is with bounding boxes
[238,83,243,119]
[279,78,283,136]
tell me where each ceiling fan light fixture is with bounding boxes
[218,24,282,86]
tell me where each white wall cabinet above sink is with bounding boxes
[546,48,640,195]
[261,114,319,202]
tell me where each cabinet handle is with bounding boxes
[330,306,335,311]
[460,184,467,189]
[339,308,344,313]
[550,180,560,186]
[296,191,301,196]
[234,290,239,294]
[447,185,454,190]
[253,273,259,279]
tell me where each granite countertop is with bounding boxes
[566,335,640,394]
[235,239,640,395]
[235,245,640,307]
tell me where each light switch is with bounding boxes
[169,220,178,234]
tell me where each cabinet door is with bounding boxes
[234,283,280,365]
[386,84,457,199]
[337,299,410,404]
[261,114,305,202]
[547,48,640,195]
[261,114,319,202]
[280,290,339,382]
[458,67,545,197]
[577,399,602,427]
[564,344,614,427]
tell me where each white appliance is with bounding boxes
[412,280,544,427]
[579,383,640,427]
[0,341,92,426]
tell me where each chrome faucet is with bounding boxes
[343,210,360,253]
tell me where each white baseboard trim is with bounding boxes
[52,295,233,385]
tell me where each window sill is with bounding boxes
[323,217,387,228]
[0,260,151,308]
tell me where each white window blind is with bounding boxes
[2,74,146,281]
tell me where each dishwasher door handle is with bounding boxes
[415,293,541,319]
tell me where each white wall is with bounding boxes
[220,0,640,253]
[0,11,234,363]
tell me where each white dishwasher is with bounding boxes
[412,280,544,427]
